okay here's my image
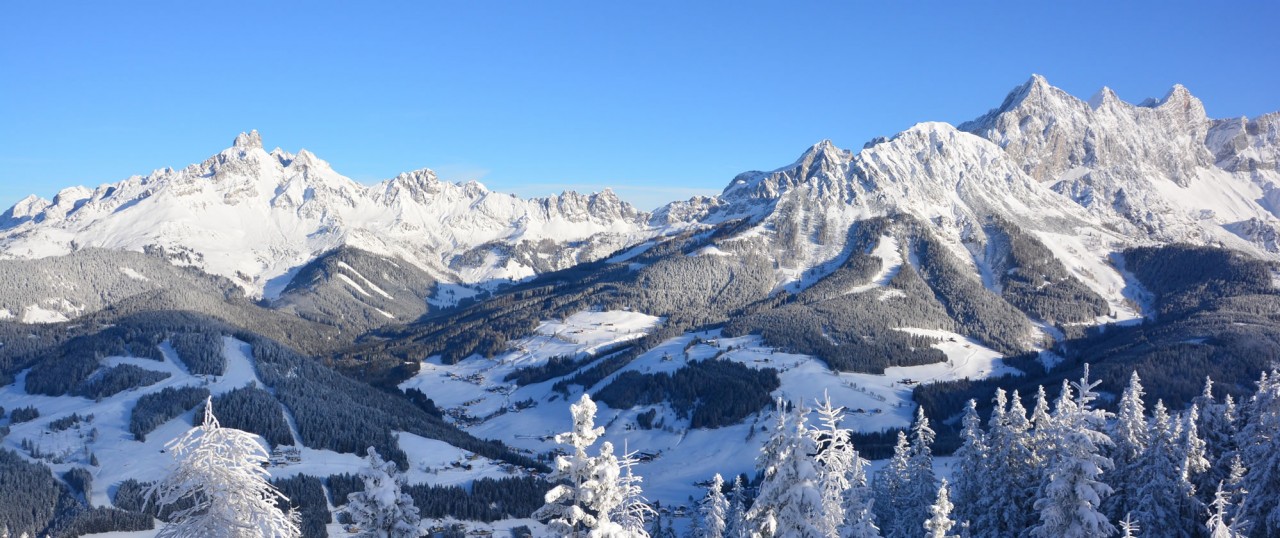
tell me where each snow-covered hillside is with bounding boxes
[0,131,655,297]
[0,336,548,536]
[400,310,1018,504]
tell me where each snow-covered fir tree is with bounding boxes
[950,399,986,533]
[748,399,823,538]
[537,394,652,538]
[725,476,750,538]
[1116,513,1138,538]
[615,448,655,538]
[1030,366,1116,538]
[1182,403,1211,487]
[537,394,608,536]
[1104,371,1148,524]
[340,447,421,538]
[872,431,912,538]
[1195,378,1241,505]
[902,407,938,538]
[922,479,957,538]
[1237,370,1280,538]
[148,398,300,538]
[1207,481,1247,538]
[695,474,729,538]
[1131,401,1201,538]
[977,389,1037,538]
[812,392,877,538]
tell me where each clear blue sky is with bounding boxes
[2,1,1278,211]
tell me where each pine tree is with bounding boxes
[148,398,300,538]
[1117,513,1138,538]
[1196,378,1240,506]
[615,448,655,538]
[537,394,607,536]
[1207,482,1246,538]
[1182,403,1211,483]
[923,479,957,538]
[536,394,652,538]
[813,394,849,538]
[748,399,823,538]
[812,393,877,538]
[902,407,938,538]
[872,431,912,538]
[588,441,631,536]
[341,447,421,538]
[950,399,987,534]
[1237,370,1280,538]
[1030,366,1116,538]
[980,389,1036,538]
[1132,401,1200,538]
[696,474,729,538]
[725,476,750,538]
[1105,371,1148,523]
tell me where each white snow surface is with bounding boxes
[0,131,657,297]
[401,310,1016,506]
[0,336,547,534]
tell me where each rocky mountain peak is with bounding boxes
[233,130,264,149]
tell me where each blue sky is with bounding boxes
[2,2,1278,211]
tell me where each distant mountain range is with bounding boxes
[2,75,1278,537]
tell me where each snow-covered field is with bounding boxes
[403,309,1019,505]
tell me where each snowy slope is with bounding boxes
[0,131,656,297]
[400,310,1016,505]
[0,335,547,535]
[656,122,1140,315]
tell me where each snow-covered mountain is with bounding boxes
[4,75,1276,316]
[960,74,1280,252]
[0,131,653,297]
[4,75,1280,537]
[653,75,1280,312]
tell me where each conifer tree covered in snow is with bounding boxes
[725,476,750,538]
[148,398,301,538]
[748,399,823,538]
[1237,370,1280,538]
[873,431,912,538]
[872,407,936,538]
[950,399,986,533]
[538,394,608,536]
[1104,371,1148,524]
[903,407,938,538]
[1131,401,1201,538]
[812,393,876,538]
[340,447,421,538]
[922,479,957,538]
[1030,366,1116,538]
[1195,377,1240,504]
[975,389,1037,537]
[1207,481,1246,538]
[536,393,652,537]
[615,449,656,538]
[696,474,729,538]
[1116,513,1138,538]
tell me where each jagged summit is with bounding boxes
[0,132,655,295]
[233,129,263,149]
[5,75,1280,303]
